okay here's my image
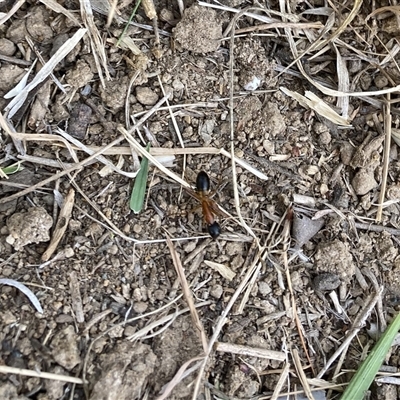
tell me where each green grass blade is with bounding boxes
[341,312,400,400]
[116,0,142,47]
[130,143,150,214]
[1,162,24,175]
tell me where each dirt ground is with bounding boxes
[1,0,400,399]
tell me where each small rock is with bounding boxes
[0,38,16,56]
[6,207,53,250]
[45,366,66,400]
[314,240,355,282]
[0,382,30,400]
[313,273,341,292]
[243,76,261,91]
[319,130,331,145]
[210,284,223,299]
[374,74,388,89]
[352,169,377,195]
[340,142,355,165]
[258,281,272,296]
[0,64,25,92]
[133,301,148,314]
[173,5,222,53]
[65,60,94,89]
[124,325,136,337]
[154,289,165,301]
[136,86,159,106]
[51,325,81,370]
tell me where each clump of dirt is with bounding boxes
[314,239,355,282]
[6,207,53,250]
[173,5,222,53]
[89,342,156,400]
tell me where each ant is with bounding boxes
[188,171,222,239]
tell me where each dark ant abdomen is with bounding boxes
[196,171,210,193]
[207,221,221,239]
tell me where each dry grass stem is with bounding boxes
[215,342,286,361]
[156,357,205,400]
[0,0,25,25]
[18,155,74,169]
[69,271,84,323]
[376,99,392,222]
[317,287,384,379]
[292,348,314,400]
[25,36,65,94]
[233,20,324,35]
[1,93,171,204]
[57,128,138,178]
[166,235,208,352]
[354,222,400,236]
[39,0,81,26]
[6,28,87,119]
[229,7,266,245]
[0,365,85,384]
[42,188,75,261]
[192,244,264,399]
[203,260,236,281]
[79,0,110,87]
[269,362,290,400]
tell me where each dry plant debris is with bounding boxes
[1,1,400,399]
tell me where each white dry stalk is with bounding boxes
[270,362,290,400]
[0,278,43,313]
[57,129,138,178]
[191,245,264,399]
[317,287,384,379]
[39,0,81,26]
[166,236,208,352]
[119,127,191,188]
[376,100,392,223]
[0,0,25,25]
[215,342,285,361]
[24,36,66,94]
[4,60,37,99]
[11,131,80,162]
[203,260,236,281]
[69,271,84,323]
[280,87,351,126]
[6,28,87,118]
[0,365,84,384]
[42,189,75,262]
[80,0,110,87]
[292,348,315,400]
[50,141,269,181]
[1,93,171,205]
[333,42,350,119]
[228,7,263,246]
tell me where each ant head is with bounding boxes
[207,222,221,239]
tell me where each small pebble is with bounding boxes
[352,169,377,195]
[210,284,223,299]
[124,325,136,337]
[258,281,272,296]
[133,301,148,313]
[133,224,142,234]
[0,38,16,56]
[136,86,159,106]
[154,289,165,300]
[313,273,341,292]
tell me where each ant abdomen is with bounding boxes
[207,221,221,239]
[196,171,210,193]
